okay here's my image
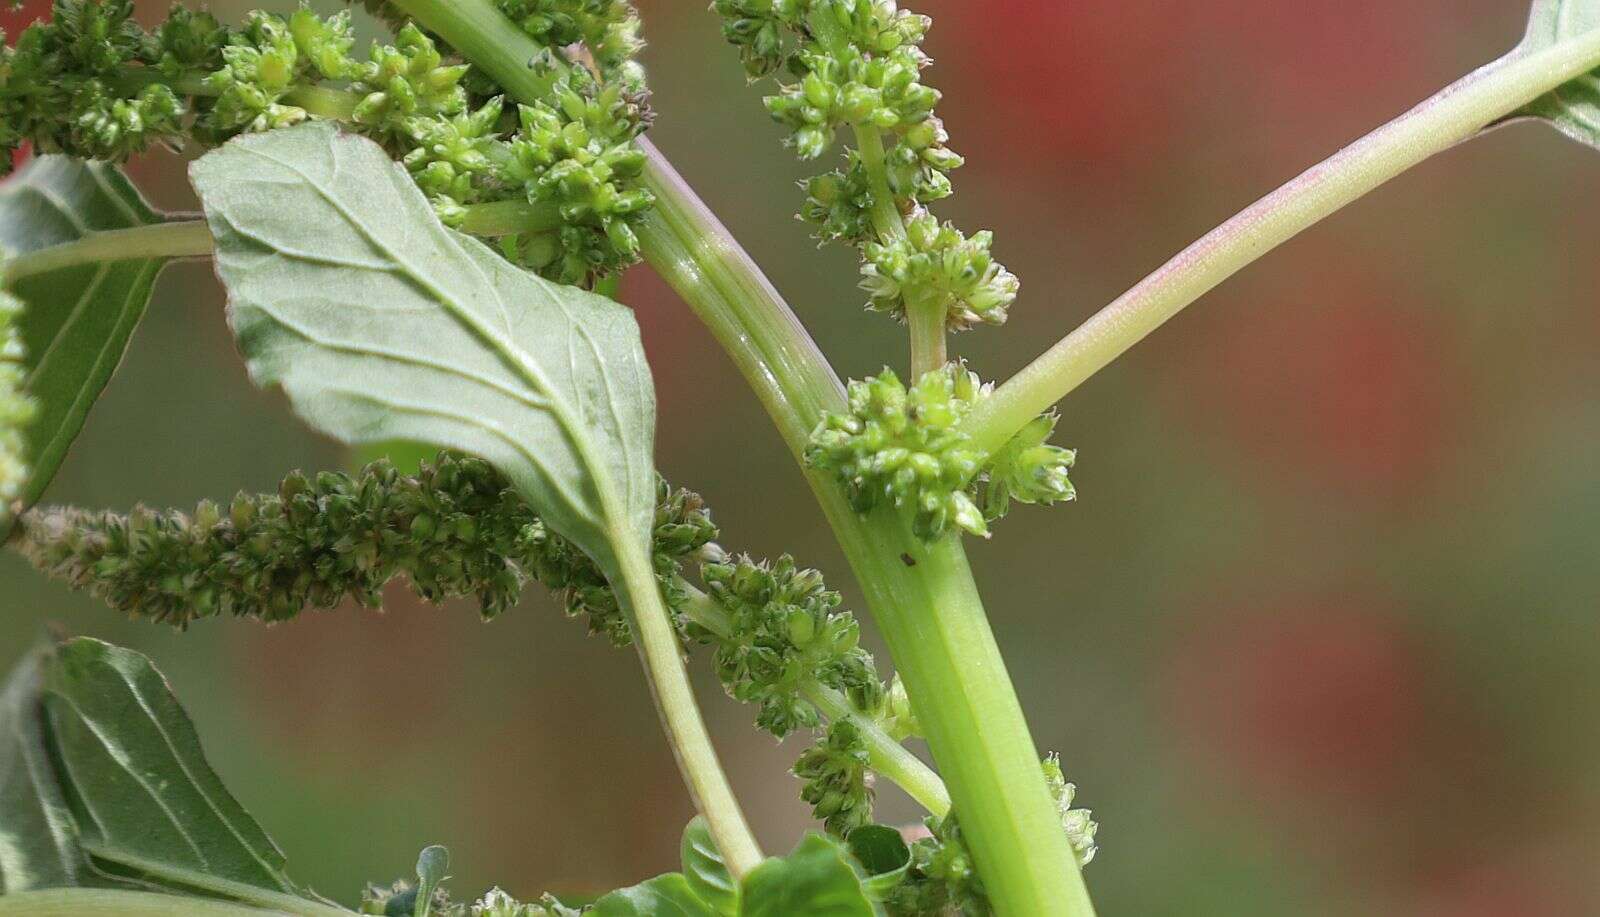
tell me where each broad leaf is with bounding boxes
[589,874,715,917]
[189,122,657,580]
[37,638,301,897]
[0,647,85,893]
[740,835,878,917]
[1517,0,1600,146]
[0,158,168,536]
[843,826,910,900]
[679,818,737,917]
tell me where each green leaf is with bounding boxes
[0,646,87,893]
[843,826,910,900]
[740,835,879,917]
[38,637,301,898]
[679,818,737,917]
[0,158,168,535]
[1517,0,1600,146]
[589,873,715,917]
[412,847,448,917]
[189,122,658,581]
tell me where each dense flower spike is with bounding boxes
[0,288,35,521]
[711,0,1009,334]
[794,719,874,836]
[808,366,990,539]
[499,72,655,284]
[15,453,712,635]
[0,1,655,285]
[699,553,884,738]
[809,365,1080,539]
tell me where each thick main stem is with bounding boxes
[642,148,1091,915]
[961,30,1600,454]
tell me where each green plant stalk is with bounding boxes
[641,139,1092,916]
[0,890,316,917]
[961,29,1600,455]
[610,537,764,877]
[678,580,953,816]
[1,220,213,283]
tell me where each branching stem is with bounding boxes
[961,29,1600,454]
[678,581,953,816]
[2,220,214,283]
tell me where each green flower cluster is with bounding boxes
[494,0,646,89]
[0,0,185,165]
[711,0,1014,332]
[0,288,35,522]
[1044,752,1099,867]
[808,365,1077,540]
[0,1,655,285]
[701,553,884,737]
[862,209,1019,330]
[808,365,990,538]
[15,453,713,635]
[361,882,575,917]
[794,718,873,836]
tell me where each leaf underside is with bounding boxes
[1518,0,1600,146]
[189,122,657,578]
[0,158,168,534]
[0,638,305,902]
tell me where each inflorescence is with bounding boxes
[0,0,654,285]
[0,287,34,524]
[13,453,714,637]
[712,0,1016,331]
[14,450,901,836]
[807,365,1076,540]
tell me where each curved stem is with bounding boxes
[613,540,764,877]
[638,144,846,453]
[0,889,331,916]
[961,29,1600,454]
[2,220,214,283]
[677,581,953,816]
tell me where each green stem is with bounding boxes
[907,297,947,377]
[641,143,1092,915]
[961,29,1600,455]
[2,220,214,283]
[638,143,845,454]
[454,198,561,237]
[678,581,952,816]
[611,539,764,877]
[0,889,334,916]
